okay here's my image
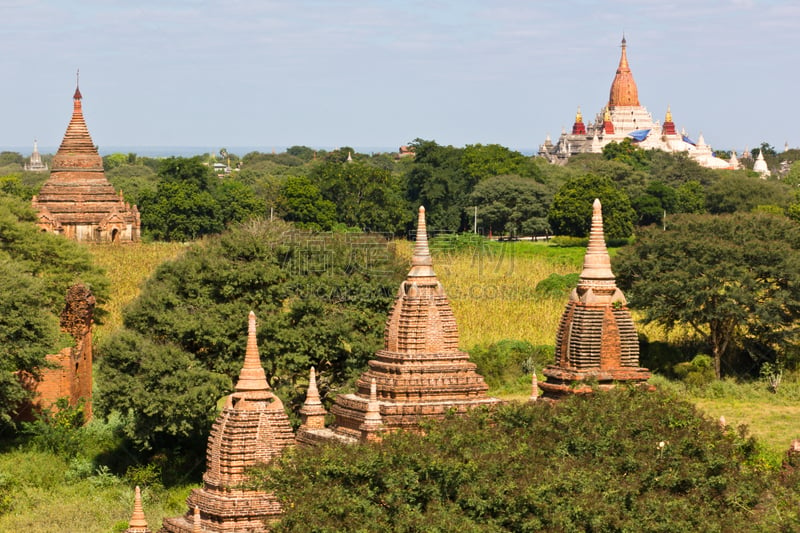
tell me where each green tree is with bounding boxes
[705,173,792,214]
[311,161,409,234]
[461,143,538,181]
[97,219,406,454]
[405,139,467,231]
[614,213,800,377]
[468,175,551,235]
[548,174,635,239]
[278,175,336,230]
[138,157,265,241]
[675,180,706,214]
[602,138,651,170]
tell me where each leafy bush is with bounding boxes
[673,354,716,387]
[534,272,579,298]
[21,398,86,459]
[469,340,553,393]
[254,388,779,531]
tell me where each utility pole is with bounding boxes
[473,206,478,234]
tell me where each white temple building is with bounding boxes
[539,37,735,170]
[24,139,48,172]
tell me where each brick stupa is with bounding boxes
[297,206,499,444]
[161,312,294,533]
[32,79,140,242]
[540,199,650,397]
[125,486,152,533]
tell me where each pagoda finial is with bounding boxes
[125,486,150,532]
[530,369,539,402]
[74,69,82,100]
[234,311,270,393]
[299,366,328,429]
[665,105,672,123]
[575,106,583,123]
[407,206,435,278]
[578,199,615,284]
[359,378,383,439]
[192,506,201,533]
[604,106,611,121]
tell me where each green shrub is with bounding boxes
[534,272,579,298]
[469,340,553,393]
[254,388,779,532]
[21,398,86,459]
[673,354,716,387]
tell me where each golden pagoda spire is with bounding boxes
[234,311,270,393]
[575,106,583,123]
[604,106,611,122]
[608,35,640,107]
[665,104,673,123]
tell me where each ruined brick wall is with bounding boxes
[24,283,95,421]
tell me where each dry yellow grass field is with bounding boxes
[87,241,187,345]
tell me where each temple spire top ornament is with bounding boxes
[408,206,435,278]
[234,311,270,393]
[608,35,640,107]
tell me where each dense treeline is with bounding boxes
[251,388,800,532]
[3,141,800,241]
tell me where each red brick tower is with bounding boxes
[298,206,499,444]
[540,199,650,397]
[161,312,295,533]
[32,78,140,242]
[662,105,677,136]
[571,106,587,135]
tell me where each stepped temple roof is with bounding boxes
[540,199,650,397]
[32,80,140,242]
[161,312,294,533]
[298,206,499,445]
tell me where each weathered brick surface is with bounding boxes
[300,207,499,445]
[542,199,650,398]
[18,283,95,422]
[32,84,140,243]
[160,313,293,533]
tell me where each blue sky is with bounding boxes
[1,0,798,154]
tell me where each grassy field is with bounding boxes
[1,237,797,532]
[87,241,187,345]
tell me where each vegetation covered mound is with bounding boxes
[253,388,797,532]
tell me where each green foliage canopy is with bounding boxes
[97,219,406,453]
[547,174,635,238]
[253,388,771,532]
[614,213,800,378]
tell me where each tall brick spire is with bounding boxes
[32,79,140,242]
[541,199,650,397]
[161,312,294,532]
[298,206,499,444]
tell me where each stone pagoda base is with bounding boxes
[540,366,651,399]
